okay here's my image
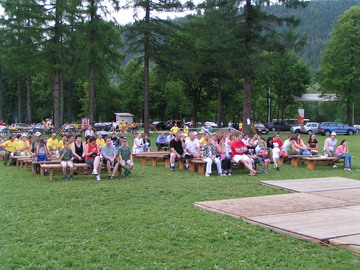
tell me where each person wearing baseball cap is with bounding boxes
[323,131,337,157]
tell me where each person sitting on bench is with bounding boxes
[59,141,74,180]
[118,138,134,177]
[169,132,186,171]
[231,133,257,176]
[101,137,120,179]
[0,135,17,166]
[336,139,352,171]
[201,136,223,177]
[84,136,102,181]
[156,133,168,151]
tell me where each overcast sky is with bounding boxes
[0,1,198,26]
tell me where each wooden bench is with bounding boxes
[134,153,169,167]
[189,159,245,175]
[287,155,307,167]
[300,156,343,170]
[40,163,122,180]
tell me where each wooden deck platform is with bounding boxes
[259,177,360,193]
[194,177,360,252]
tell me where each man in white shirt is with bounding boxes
[185,132,201,158]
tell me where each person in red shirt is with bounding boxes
[272,134,283,149]
[231,133,257,176]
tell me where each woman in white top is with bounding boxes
[133,133,144,153]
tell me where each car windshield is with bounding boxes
[256,124,265,128]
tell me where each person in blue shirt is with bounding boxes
[156,133,169,151]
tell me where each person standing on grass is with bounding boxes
[0,135,17,166]
[36,139,50,162]
[118,138,134,177]
[170,123,180,135]
[59,141,74,180]
[101,137,120,179]
[84,136,102,181]
[336,140,352,171]
[169,132,186,171]
[323,132,338,157]
[272,142,281,171]
[231,133,257,176]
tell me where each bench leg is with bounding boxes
[198,164,205,175]
[40,167,45,176]
[178,159,185,170]
[49,169,54,180]
[189,162,195,172]
[152,158,158,167]
[141,157,147,166]
[165,159,170,168]
[291,157,299,167]
[307,160,315,170]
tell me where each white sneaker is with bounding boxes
[333,165,337,168]
[92,169,98,175]
[227,173,232,176]
[205,173,210,177]
[96,175,101,181]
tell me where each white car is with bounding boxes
[300,122,320,134]
[290,125,302,133]
[204,121,218,128]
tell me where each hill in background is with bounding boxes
[264,0,360,74]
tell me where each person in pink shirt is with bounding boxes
[335,139,352,171]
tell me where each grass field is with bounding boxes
[1,133,360,269]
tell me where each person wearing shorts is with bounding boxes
[59,141,74,180]
[84,136,102,181]
[101,137,120,179]
[231,133,257,176]
[118,138,134,177]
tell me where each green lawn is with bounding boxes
[1,133,360,269]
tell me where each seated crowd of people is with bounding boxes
[0,132,135,181]
[133,128,352,177]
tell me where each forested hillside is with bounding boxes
[264,0,360,73]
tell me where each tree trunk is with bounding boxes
[143,0,150,134]
[0,65,3,122]
[60,73,64,125]
[89,0,96,126]
[66,81,73,123]
[216,79,223,127]
[26,73,32,124]
[53,70,61,130]
[89,66,95,126]
[17,73,23,122]
[243,71,252,135]
[242,0,253,135]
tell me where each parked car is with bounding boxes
[300,122,320,134]
[354,124,360,131]
[290,125,302,133]
[94,122,112,131]
[165,120,183,130]
[151,121,166,131]
[254,123,269,135]
[204,121,218,128]
[318,122,357,136]
[266,121,292,131]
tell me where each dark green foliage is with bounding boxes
[264,0,360,73]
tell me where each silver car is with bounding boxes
[300,122,320,134]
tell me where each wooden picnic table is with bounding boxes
[300,156,340,170]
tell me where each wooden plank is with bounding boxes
[194,193,355,218]
[248,205,360,241]
[309,189,360,204]
[260,177,360,193]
